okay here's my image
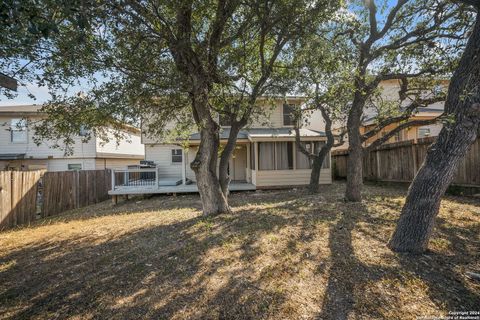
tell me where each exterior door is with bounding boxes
[233,145,247,181]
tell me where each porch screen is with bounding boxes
[276,142,293,170]
[313,142,330,168]
[258,142,275,170]
[296,142,312,169]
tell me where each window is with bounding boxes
[79,125,89,137]
[258,142,275,170]
[393,131,401,142]
[172,149,183,163]
[276,142,293,170]
[418,128,431,138]
[258,142,294,170]
[433,84,443,95]
[296,142,312,169]
[68,164,82,171]
[283,104,296,126]
[10,119,27,143]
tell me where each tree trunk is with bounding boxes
[218,123,242,198]
[190,89,231,216]
[388,13,480,253]
[309,141,332,193]
[309,155,323,193]
[345,95,365,202]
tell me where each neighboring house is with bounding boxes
[141,97,332,189]
[335,79,446,150]
[0,105,144,171]
[361,107,444,146]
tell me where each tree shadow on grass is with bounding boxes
[317,197,479,320]
[0,187,478,319]
[0,194,337,320]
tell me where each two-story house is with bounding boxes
[0,105,144,171]
[141,97,332,189]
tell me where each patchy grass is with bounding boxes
[0,182,478,320]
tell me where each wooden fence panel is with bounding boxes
[0,171,41,229]
[42,169,111,217]
[332,137,480,187]
[0,172,12,229]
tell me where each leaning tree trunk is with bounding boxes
[345,95,366,202]
[308,134,334,193]
[218,123,243,197]
[190,90,231,216]
[388,12,480,253]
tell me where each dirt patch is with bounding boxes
[0,182,478,319]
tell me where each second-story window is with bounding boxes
[10,118,27,143]
[283,104,296,126]
[79,125,89,137]
[418,128,431,138]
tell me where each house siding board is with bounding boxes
[0,115,97,158]
[47,158,96,171]
[250,101,284,128]
[94,158,142,170]
[96,128,144,156]
[255,169,331,187]
[145,144,183,179]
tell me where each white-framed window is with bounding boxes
[283,104,296,126]
[171,149,183,163]
[68,163,82,171]
[79,125,89,137]
[10,118,28,143]
[418,128,431,138]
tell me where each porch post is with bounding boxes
[246,143,251,182]
[182,148,187,185]
[254,142,259,171]
[111,169,115,191]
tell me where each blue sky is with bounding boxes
[0,0,426,107]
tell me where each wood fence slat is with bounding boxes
[41,169,111,218]
[332,137,480,187]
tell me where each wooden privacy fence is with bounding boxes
[332,137,480,186]
[42,169,112,217]
[0,171,42,229]
[0,169,112,230]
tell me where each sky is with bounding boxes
[0,83,51,107]
[0,0,455,107]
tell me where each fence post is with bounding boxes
[412,142,418,179]
[375,149,381,180]
[155,165,160,188]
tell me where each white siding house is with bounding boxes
[139,97,332,190]
[0,105,144,171]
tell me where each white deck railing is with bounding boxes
[111,168,159,191]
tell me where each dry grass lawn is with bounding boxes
[0,182,479,320]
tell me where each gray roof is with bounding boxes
[188,127,325,140]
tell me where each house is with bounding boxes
[137,97,331,191]
[0,105,144,171]
[335,79,446,150]
[361,107,444,146]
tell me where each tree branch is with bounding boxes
[365,117,440,151]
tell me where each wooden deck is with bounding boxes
[109,181,256,195]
